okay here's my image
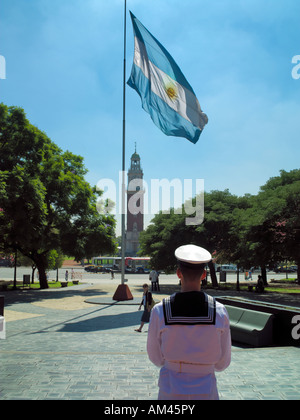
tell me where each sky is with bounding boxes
[1,0,300,234]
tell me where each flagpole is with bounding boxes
[113,0,133,301]
[121,0,127,286]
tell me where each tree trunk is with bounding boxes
[13,250,17,290]
[31,265,36,284]
[261,265,268,286]
[33,254,48,289]
[236,265,240,291]
[208,261,218,288]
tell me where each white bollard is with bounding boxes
[0,316,6,339]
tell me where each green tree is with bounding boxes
[0,104,116,288]
[139,208,192,272]
[249,170,300,283]
[139,190,247,277]
[139,171,300,286]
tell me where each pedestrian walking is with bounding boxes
[135,284,153,333]
[147,244,231,400]
[149,269,158,291]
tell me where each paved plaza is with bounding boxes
[0,275,300,400]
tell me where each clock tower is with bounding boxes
[126,146,144,256]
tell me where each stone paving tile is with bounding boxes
[1,288,300,400]
[216,347,300,400]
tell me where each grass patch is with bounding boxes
[270,278,297,284]
[268,278,300,293]
[0,281,81,290]
[265,287,300,294]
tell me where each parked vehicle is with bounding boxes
[274,265,298,273]
[84,265,103,273]
[216,264,238,272]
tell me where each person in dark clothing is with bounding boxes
[135,284,152,332]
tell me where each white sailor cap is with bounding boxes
[175,244,212,269]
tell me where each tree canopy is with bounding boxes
[139,169,300,283]
[0,104,116,288]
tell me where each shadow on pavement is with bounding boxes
[58,310,141,333]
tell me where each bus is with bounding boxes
[91,257,121,271]
[91,256,150,273]
[125,257,150,274]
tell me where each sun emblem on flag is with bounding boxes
[164,83,178,101]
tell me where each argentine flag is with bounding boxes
[127,12,208,144]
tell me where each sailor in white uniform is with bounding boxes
[147,245,231,400]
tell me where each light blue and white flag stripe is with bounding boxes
[127,12,208,144]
